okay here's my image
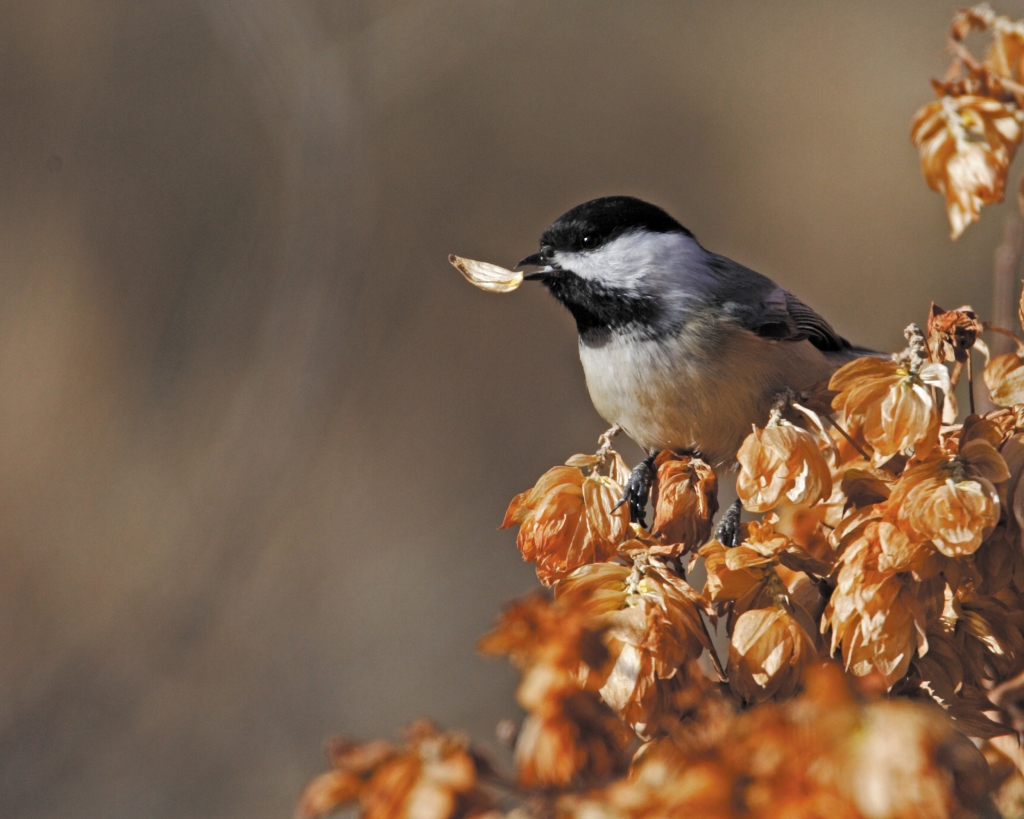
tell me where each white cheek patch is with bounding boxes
[553,231,704,288]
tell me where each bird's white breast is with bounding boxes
[578,322,835,467]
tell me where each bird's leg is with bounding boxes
[715,498,743,547]
[615,452,658,527]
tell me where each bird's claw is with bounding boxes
[715,498,743,547]
[615,453,658,527]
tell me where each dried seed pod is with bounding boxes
[448,254,523,293]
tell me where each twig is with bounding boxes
[948,38,1024,100]
[986,322,1024,351]
[967,352,976,415]
[992,215,1024,358]
[822,414,871,462]
[700,620,727,683]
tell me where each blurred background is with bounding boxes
[2,1,1023,816]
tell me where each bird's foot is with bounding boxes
[715,499,743,547]
[615,452,658,527]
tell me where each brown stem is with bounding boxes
[822,414,871,462]
[992,215,1024,357]
[702,624,727,683]
[948,38,1024,101]
[985,322,1024,352]
[967,353,976,415]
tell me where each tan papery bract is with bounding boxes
[448,254,524,293]
[502,464,627,586]
[985,351,1024,407]
[650,451,718,556]
[829,357,942,463]
[295,771,365,819]
[584,475,631,554]
[889,439,1006,557]
[478,594,633,788]
[911,95,1024,239]
[514,691,632,789]
[728,607,817,704]
[359,724,491,819]
[699,540,776,613]
[295,739,399,819]
[558,561,715,735]
[824,523,935,689]
[736,423,833,513]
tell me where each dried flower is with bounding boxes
[736,422,833,513]
[926,303,985,364]
[296,724,494,819]
[985,349,1024,407]
[557,560,715,736]
[295,739,397,819]
[829,356,946,464]
[650,451,718,556]
[502,462,629,586]
[360,723,493,819]
[728,606,817,703]
[911,94,1024,238]
[479,595,632,787]
[513,688,633,789]
[888,424,1008,558]
[699,539,777,613]
[823,520,933,688]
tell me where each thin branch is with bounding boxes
[702,631,727,683]
[822,414,871,462]
[966,353,976,415]
[948,37,1024,101]
[985,322,1024,352]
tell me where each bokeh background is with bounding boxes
[3,1,1024,816]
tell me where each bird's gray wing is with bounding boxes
[775,289,851,353]
[706,254,852,353]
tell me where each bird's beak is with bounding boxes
[515,251,548,269]
[515,251,556,280]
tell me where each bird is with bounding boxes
[514,196,873,525]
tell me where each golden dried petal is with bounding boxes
[295,771,363,819]
[960,437,1012,484]
[502,466,618,586]
[736,424,832,513]
[448,254,523,293]
[984,351,1024,407]
[864,378,939,462]
[911,96,1024,239]
[361,756,422,819]
[728,607,817,703]
[477,594,607,677]
[513,691,631,788]
[583,475,631,554]
[840,468,892,508]
[651,451,718,555]
[897,473,1000,557]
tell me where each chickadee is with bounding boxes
[516,196,871,521]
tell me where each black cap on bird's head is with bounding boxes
[516,196,692,271]
[514,197,699,344]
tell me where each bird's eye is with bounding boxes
[581,234,599,249]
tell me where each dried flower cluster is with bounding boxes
[297,296,1024,819]
[912,4,1024,238]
